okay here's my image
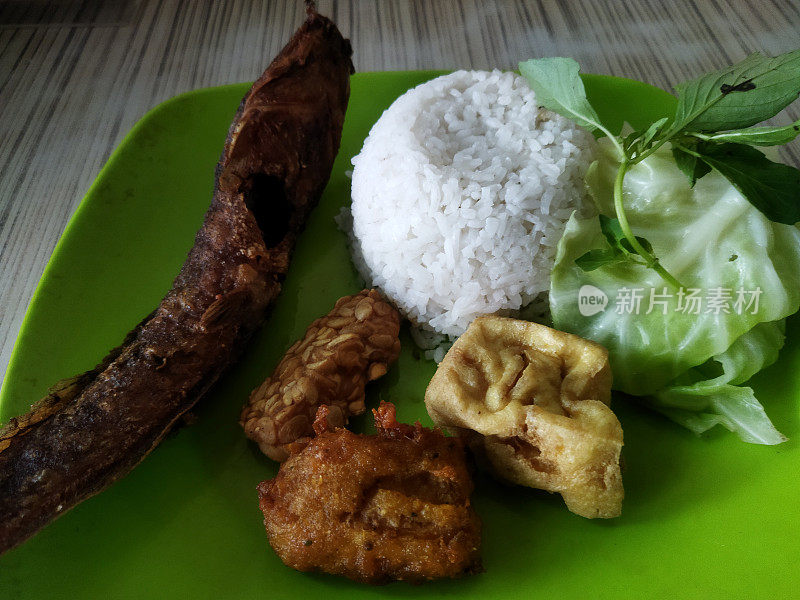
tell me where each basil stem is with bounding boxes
[612,158,684,289]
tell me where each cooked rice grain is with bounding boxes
[340,70,594,341]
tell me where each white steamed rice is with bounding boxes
[339,69,595,350]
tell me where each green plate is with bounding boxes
[1,71,798,599]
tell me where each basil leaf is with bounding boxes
[623,118,670,158]
[691,120,800,146]
[575,248,626,271]
[518,58,604,133]
[637,117,670,152]
[695,142,800,224]
[672,145,711,186]
[598,214,655,255]
[673,50,800,132]
[625,235,655,255]
[622,129,641,153]
[599,213,624,244]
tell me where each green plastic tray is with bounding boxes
[1,71,798,599]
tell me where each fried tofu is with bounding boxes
[257,403,482,584]
[425,316,623,519]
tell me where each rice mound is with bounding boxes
[341,70,594,344]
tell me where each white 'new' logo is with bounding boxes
[578,285,608,316]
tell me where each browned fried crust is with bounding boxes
[240,289,401,461]
[0,7,353,555]
[257,403,483,585]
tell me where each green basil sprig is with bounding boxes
[520,50,800,286]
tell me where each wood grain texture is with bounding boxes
[1,0,799,394]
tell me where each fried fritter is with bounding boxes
[257,402,482,584]
[241,289,401,461]
[425,316,623,519]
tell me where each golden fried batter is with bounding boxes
[241,289,401,460]
[425,316,623,519]
[257,402,482,584]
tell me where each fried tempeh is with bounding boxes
[241,289,401,461]
[0,5,353,555]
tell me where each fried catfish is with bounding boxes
[0,5,353,555]
[257,402,482,584]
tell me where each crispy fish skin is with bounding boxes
[0,7,353,555]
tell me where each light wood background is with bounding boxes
[1,0,799,392]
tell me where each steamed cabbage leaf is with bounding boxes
[550,140,800,442]
[648,383,785,444]
[648,320,786,444]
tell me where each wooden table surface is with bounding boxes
[1,0,798,393]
